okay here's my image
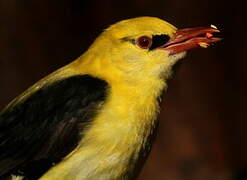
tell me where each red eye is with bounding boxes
[137,36,152,49]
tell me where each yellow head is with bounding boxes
[79,17,182,82]
[74,16,220,84]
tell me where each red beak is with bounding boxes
[160,27,222,55]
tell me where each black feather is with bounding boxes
[0,75,108,180]
[149,34,170,50]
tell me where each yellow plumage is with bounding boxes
[38,17,179,180]
[2,16,220,180]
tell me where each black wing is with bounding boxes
[0,75,108,180]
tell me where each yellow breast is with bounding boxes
[39,69,166,180]
[38,32,168,179]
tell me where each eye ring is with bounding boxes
[136,36,152,49]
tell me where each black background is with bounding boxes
[0,0,246,179]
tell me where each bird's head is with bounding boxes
[79,17,221,84]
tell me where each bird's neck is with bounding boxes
[40,76,167,180]
[40,55,168,180]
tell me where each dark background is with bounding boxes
[0,0,246,179]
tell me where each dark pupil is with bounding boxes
[138,37,151,48]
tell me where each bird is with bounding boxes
[0,17,221,180]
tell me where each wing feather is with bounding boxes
[0,75,108,179]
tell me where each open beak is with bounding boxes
[160,26,222,55]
